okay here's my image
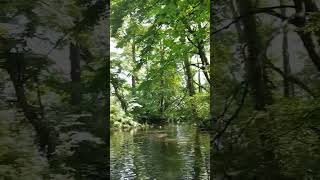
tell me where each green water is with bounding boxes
[110,123,210,180]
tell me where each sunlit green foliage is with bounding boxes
[111,0,210,128]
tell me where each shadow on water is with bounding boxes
[111,123,210,179]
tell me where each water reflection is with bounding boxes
[111,124,210,179]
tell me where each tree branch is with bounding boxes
[214,82,248,141]
[212,5,294,34]
[267,62,316,97]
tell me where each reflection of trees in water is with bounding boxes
[140,125,183,179]
[110,131,136,179]
[111,124,210,179]
[176,124,210,179]
[132,133,149,179]
[193,128,203,180]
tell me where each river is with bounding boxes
[110,123,210,179]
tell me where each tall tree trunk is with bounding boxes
[183,21,210,84]
[6,54,56,158]
[197,58,202,93]
[184,55,198,120]
[160,79,165,116]
[131,41,137,95]
[111,77,128,113]
[184,57,196,96]
[131,75,136,92]
[281,0,295,97]
[238,1,278,178]
[70,42,81,105]
[159,43,165,117]
[238,0,268,110]
[198,43,211,84]
[210,1,217,179]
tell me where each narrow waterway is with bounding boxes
[110,123,210,180]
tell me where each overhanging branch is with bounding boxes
[212,5,294,34]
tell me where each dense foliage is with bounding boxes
[210,0,320,179]
[0,0,108,179]
[111,0,210,129]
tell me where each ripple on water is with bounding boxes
[111,124,210,179]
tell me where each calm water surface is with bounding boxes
[110,123,210,180]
